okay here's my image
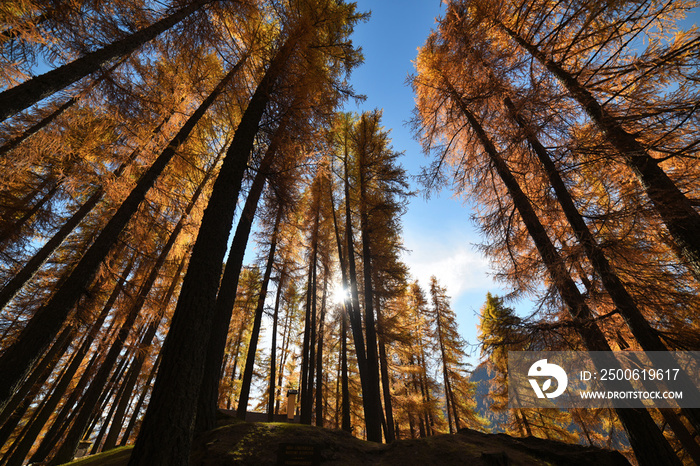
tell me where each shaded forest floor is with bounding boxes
[64,416,631,465]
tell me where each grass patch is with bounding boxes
[60,445,132,466]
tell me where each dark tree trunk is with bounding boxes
[328,175,352,433]
[340,309,351,432]
[28,260,133,464]
[103,254,188,451]
[0,326,72,451]
[89,355,133,455]
[504,96,700,432]
[300,187,320,425]
[50,180,195,463]
[128,27,310,465]
[236,206,282,419]
[304,250,318,424]
[0,325,72,435]
[342,136,378,440]
[196,120,283,433]
[267,271,285,421]
[374,289,395,441]
[0,0,211,122]
[315,268,328,427]
[120,350,162,446]
[275,292,294,415]
[0,111,172,311]
[0,97,77,158]
[357,135,386,442]
[0,60,122,158]
[452,87,682,466]
[0,189,100,311]
[49,303,140,463]
[4,290,115,466]
[498,22,700,282]
[0,61,239,413]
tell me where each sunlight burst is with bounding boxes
[331,282,349,305]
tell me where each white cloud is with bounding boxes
[401,231,496,299]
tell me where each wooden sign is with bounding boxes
[276,442,320,466]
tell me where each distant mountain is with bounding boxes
[470,361,508,433]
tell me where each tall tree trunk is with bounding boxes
[0,326,72,450]
[0,324,72,434]
[315,267,328,427]
[4,284,116,466]
[28,259,133,464]
[497,21,700,282]
[451,85,681,466]
[120,350,162,446]
[49,176,195,463]
[102,254,189,452]
[0,0,211,122]
[0,60,240,412]
[236,206,282,419]
[267,271,285,421]
[357,132,385,442]
[300,188,320,425]
[374,288,395,441]
[342,132,378,440]
[275,293,294,416]
[504,96,700,432]
[328,173,352,433]
[196,119,284,433]
[340,307,351,432]
[0,59,123,158]
[435,307,456,434]
[305,249,318,424]
[0,110,174,311]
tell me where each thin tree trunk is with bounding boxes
[28,260,133,464]
[315,268,328,427]
[89,354,133,455]
[0,324,72,434]
[451,86,682,466]
[0,326,72,451]
[0,111,173,311]
[375,288,395,441]
[129,28,310,465]
[120,350,162,446]
[236,206,282,419]
[300,187,320,425]
[0,60,241,412]
[342,132,378,440]
[328,173,352,433]
[498,21,700,282]
[340,307,351,432]
[267,271,285,421]
[0,60,123,158]
[304,250,318,424]
[275,294,294,415]
[51,179,197,463]
[0,0,211,122]
[103,254,189,452]
[3,287,116,466]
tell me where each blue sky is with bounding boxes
[344,0,517,362]
[343,2,700,364]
